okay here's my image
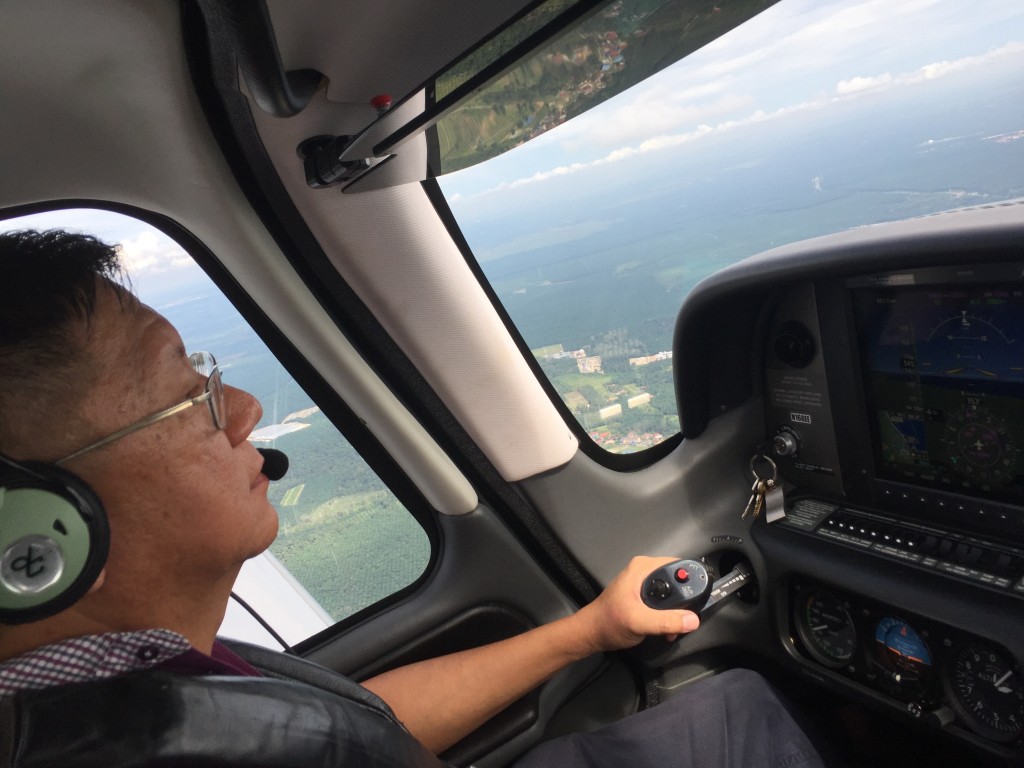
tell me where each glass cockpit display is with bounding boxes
[852,274,1024,504]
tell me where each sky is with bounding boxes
[441,0,1024,203]
[3,0,1023,284]
[1,208,205,300]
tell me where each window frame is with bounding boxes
[0,199,443,652]
[182,2,603,606]
[423,181,685,472]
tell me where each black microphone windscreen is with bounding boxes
[256,448,289,481]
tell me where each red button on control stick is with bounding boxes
[675,568,689,582]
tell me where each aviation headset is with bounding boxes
[0,454,109,625]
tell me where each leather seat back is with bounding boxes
[0,671,451,768]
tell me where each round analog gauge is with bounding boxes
[874,616,933,693]
[795,588,857,669]
[944,643,1024,743]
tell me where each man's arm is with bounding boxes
[361,556,700,754]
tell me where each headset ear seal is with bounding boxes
[0,458,110,625]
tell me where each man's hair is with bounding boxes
[0,229,127,454]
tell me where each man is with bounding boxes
[0,230,824,767]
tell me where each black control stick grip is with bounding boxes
[641,559,712,611]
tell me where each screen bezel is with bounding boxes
[830,263,1024,542]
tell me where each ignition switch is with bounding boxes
[772,426,800,457]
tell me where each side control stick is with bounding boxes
[641,559,752,615]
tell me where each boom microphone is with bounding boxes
[256,448,289,481]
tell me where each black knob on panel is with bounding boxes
[773,321,816,368]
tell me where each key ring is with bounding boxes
[750,453,778,484]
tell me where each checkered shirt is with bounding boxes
[0,628,191,696]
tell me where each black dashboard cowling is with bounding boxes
[672,201,1024,441]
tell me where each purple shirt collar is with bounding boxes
[0,628,261,697]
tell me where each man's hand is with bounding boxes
[571,556,701,654]
[363,555,699,754]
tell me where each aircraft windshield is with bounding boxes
[437,0,1024,454]
[431,0,772,174]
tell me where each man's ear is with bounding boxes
[87,567,106,594]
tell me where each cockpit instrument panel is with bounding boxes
[766,262,1024,545]
[850,267,1024,507]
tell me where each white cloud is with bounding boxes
[910,40,1024,81]
[116,230,192,276]
[459,34,1023,201]
[467,97,831,198]
[520,72,740,154]
[696,0,943,79]
[836,40,1024,95]
[581,91,753,148]
[539,0,1004,154]
[443,1,1024,205]
[835,73,894,95]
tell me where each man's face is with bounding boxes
[60,282,279,596]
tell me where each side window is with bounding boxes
[0,209,432,647]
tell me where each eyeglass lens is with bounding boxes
[188,352,225,430]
